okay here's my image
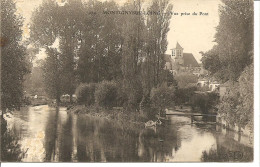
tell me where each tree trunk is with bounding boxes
[56,95,60,107]
[70,94,72,104]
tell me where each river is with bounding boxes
[3,105,253,162]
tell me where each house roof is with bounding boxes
[176,42,183,49]
[163,54,172,62]
[183,53,199,67]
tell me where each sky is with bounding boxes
[15,0,221,63]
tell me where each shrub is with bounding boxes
[75,83,95,105]
[95,81,117,108]
[150,83,175,114]
[175,72,198,88]
[116,80,128,108]
[190,92,219,114]
[126,79,143,110]
[175,86,197,105]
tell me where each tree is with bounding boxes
[1,0,30,111]
[76,0,123,83]
[217,63,253,130]
[145,0,173,87]
[237,64,253,128]
[201,0,253,82]
[120,0,145,110]
[201,0,254,131]
[30,0,60,48]
[58,0,85,102]
[150,83,175,115]
[1,0,29,160]
[42,48,62,103]
[30,0,83,102]
[174,72,198,88]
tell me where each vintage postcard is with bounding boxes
[0,0,257,163]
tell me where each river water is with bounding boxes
[4,105,253,162]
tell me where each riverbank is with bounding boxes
[67,105,147,130]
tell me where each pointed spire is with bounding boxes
[176,42,183,49]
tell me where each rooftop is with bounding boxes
[183,53,199,67]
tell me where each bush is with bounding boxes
[125,79,143,110]
[175,72,198,88]
[116,80,128,108]
[75,83,95,105]
[190,92,219,114]
[175,86,197,105]
[95,81,118,108]
[150,83,175,114]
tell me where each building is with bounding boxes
[164,42,200,74]
[164,42,221,92]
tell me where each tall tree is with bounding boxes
[201,0,253,82]
[145,0,173,87]
[1,0,30,111]
[1,0,29,159]
[30,0,60,48]
[42,48,62,103]
[30,0,81,101]
[58,0,84,102]
[77,0,122,83]
[120,0,146,110]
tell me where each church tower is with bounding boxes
[171,42,184,65]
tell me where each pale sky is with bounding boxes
[15,0,221,63]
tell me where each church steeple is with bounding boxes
[176,42,183,49]
[171,42,184,65]
[172,42,184,58]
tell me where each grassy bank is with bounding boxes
[68,105,147,130]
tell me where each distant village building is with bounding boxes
[164,42,220,92]
[164,42,200,75]
[209,81,220,92]
[197,78,209,87]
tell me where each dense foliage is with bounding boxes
[190,92,219,114]
[42,48,62,102]
[1,0,30,111]
[174,72,198,88]
[75,83,96,105]
[150,83,175,114]
[217,64,253,129]
[94,81,118,109]
[201,0,253,129]
[175,86,197,106]
[201,0,253,82]
[30,0,173,113]
[1,0,29,160]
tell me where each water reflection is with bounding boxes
[4,105,253,162]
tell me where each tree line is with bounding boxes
[201,0,253,130]
[30,0,174,111]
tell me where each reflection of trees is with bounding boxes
[72,116,180,162]
[44,107,59,161]
[44,107,74,162]
[42,112,180,162]
[1,129,24,161]
[74,116,141,162]
[137,125,179,162]
[58,114,73,162]
[201,135,253,162]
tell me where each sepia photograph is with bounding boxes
[0,0,256,163]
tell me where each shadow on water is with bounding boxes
[44,107,59,161]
